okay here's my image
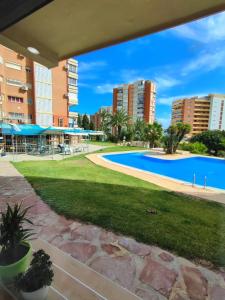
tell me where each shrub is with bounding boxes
[179,142,192,151]
[217,150,225,158]
[189,142,207,154]
[15,250,54,292]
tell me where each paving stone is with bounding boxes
[159,251,174,262]
[90,255,136,290]
[210,285,225,300]
[71,225,100,241]
[101,243,121,255]
[99,230,118,243]
[39,225,59,242]
[135,288,162,300]
[60,242,97,263]
[140,257,177,298]
[118,237,152,256]
[182,266,208,300]
[170,291,190,300]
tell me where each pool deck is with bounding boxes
[87,151,225,205]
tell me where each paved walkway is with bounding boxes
[0,144,104,162]
[87,152,225,205]
[1,161,225,300]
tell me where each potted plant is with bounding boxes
[0,203,34,281]
[15,250,54,300]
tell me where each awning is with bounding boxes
[64,129,104,136]
[0,123,46,136]
[0,123,104,136]
[0,0,225,67]
[43,126,65,135]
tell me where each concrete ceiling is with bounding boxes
[0,0,225,67]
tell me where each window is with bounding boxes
[68,64,77,73]
[8,96,23,103]
[68,77,77,86]
[6,79,22,87]
[5,62,22,71]
[8,112,24,120]
[58,118,64,127]
[27,98,33,105]
[25,66,32,73]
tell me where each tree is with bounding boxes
[134,118,146,141]
[99,109,111,135]
[191,130,225,156]
[89,121,95,130]
[77,114,82,128]
[163,123,191,154]
[82,114,90,130]
[144,122,163,148]
[110,109,130,140]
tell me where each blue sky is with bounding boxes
[71,11,225,128]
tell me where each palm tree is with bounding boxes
[144,122,163,148]
[111,109,130,140]
[134,118,146,141]
[99,109,111,135]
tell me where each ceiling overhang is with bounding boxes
[0,0,225,68]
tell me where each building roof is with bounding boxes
[0,0,225,67]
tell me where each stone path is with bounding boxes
[0,161,225,300]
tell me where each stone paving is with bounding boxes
[1,161,225,300]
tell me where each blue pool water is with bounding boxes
[103,152,225,190]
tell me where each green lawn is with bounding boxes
[14,152,225,267]
[87,141,117,147]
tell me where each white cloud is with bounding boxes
[95,83,118,94]
[79,61,107,73]
[154,76,181,90]
[181,49,225,76]
[172,11,225,43]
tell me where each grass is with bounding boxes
[14,150,225,267]
[95,145,146,153]
[87,141,117,147]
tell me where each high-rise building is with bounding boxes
[171,94,225,135]
[91,106,112,130]
[113,80,156,123]
[0,45,78,127]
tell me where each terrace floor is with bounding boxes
[0,161,225,299]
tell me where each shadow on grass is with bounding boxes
[24,175,225,267]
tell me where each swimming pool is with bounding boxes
[103,152,225,190]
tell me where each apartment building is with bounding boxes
[113,80,156,123]
[171,94,225,135]
[0,45,78,127]
[91,106,112,130]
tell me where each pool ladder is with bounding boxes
[192,173,207,189]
